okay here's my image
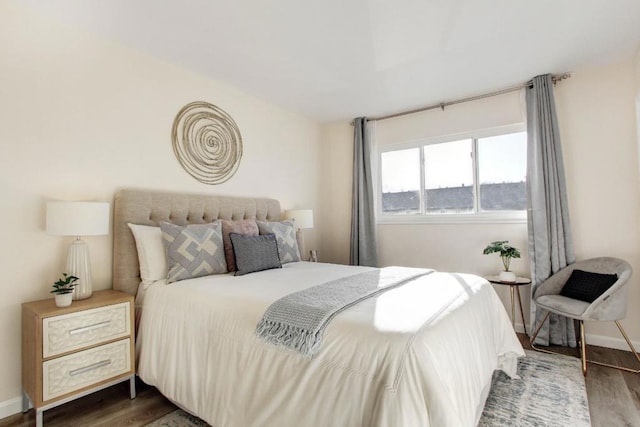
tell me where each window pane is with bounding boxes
[478,132,527,211]
[381,148,420,214]
[424,139,473,213]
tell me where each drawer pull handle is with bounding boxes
[69,321,111,335]
[69,359,111,376]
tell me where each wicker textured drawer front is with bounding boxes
[42,338,131,401]
[43,302,130,358]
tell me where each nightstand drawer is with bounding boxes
[42,338,131,401]
[43,302,130,358]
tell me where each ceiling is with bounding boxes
[22,0,640,123]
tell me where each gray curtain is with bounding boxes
[350,117,378,267]
[526,74,576,346]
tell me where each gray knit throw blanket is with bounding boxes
[255,267,433,357]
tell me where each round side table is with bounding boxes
[485,276,532,334]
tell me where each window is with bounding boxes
[424,139,473,213]
[379,128,526,222]
[380,148,420,215]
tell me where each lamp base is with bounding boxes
[295,228,306,261]
[66,239,93,300]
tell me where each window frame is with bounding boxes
[376,124,527,224]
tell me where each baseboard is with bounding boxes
[0,395,27,420]
[513,321,640,352]
[586,332,640,352]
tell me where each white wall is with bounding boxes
[636,49,640,189]
[0,3,320,408]
[555,60,640,344]
[317,122,354,265]
[319,57,640,350]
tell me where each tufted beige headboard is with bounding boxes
[113,188,282,296]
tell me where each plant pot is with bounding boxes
[54,293,73,308]
[499,271,516,283]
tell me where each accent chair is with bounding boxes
[530,257,639,375]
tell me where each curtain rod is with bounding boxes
[351,73,571,125]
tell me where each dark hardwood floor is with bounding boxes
[0,379,176,427]
[2,334,639,426]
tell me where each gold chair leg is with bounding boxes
[529,311,552,354]
[530,311,587,375]
[579,320,587,376]
[533,316,640,374]
[586,321,640,374]
[616,321,640,367]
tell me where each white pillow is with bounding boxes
[127,223,167,287]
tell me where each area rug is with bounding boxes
[147,350,590,427]
[479,350,591,426]
[146,409,208,427]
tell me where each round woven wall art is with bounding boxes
[171,101,243,185]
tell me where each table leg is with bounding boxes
[36,409,43,427]
[515,286,528,335]
[509,285,515,329]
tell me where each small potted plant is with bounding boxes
[483,240,521,282]
[51,273,79,307]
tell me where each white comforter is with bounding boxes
[137,262,524,427]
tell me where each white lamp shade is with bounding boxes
[46,201,110,236]
[284,209,314,229]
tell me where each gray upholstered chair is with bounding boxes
[530,257,639,375]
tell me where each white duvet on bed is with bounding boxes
[137,262,524,427]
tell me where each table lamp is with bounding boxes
[46,201,110,300]
[283,209,314,261]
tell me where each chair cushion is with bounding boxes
[536,295,591,318]
[560,269,618,303]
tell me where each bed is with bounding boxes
[112,188,524,427]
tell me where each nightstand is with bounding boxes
[22,290,136,427]
[485,276,531,334]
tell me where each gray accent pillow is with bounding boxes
[256,219,301,264]
[230,233,282,276]
[160,221,227,283]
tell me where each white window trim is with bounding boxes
[375,123,527,225]
[377,211,527,225]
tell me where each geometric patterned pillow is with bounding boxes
[256,219,301,264]
[159,221,227,284]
